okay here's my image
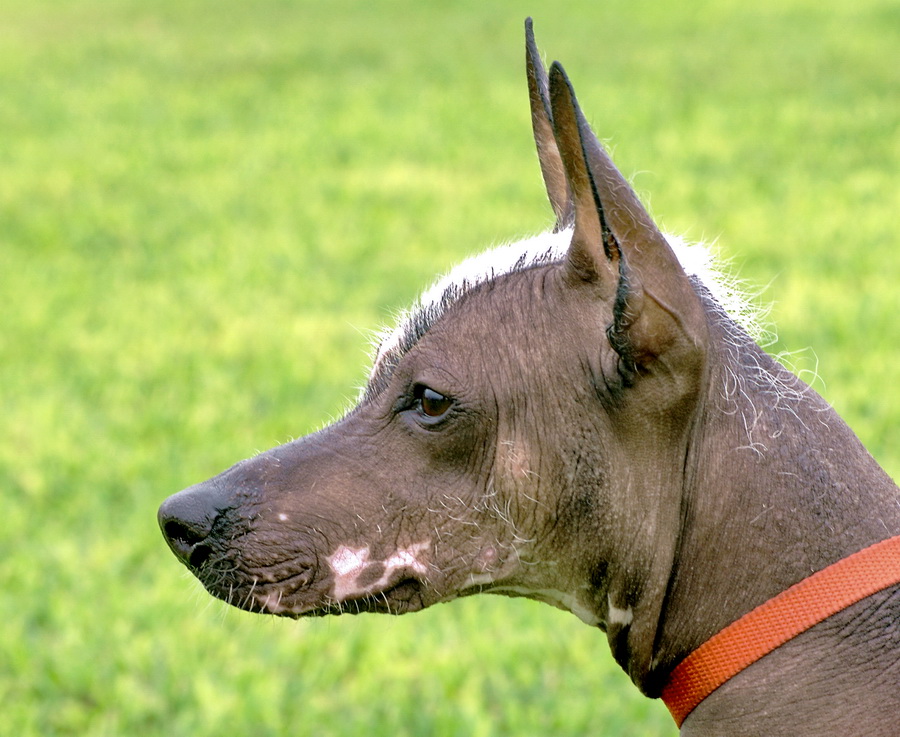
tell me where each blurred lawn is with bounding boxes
[1,0,897,735]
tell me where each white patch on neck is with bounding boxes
[607,593,634,626]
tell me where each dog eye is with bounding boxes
[414,385,453,419]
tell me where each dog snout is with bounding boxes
[158,479,231,570]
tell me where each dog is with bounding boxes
[160,20,900,734]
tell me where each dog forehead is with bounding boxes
[366,229,571,389]
[362,229,748,400]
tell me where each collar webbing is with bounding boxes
[661,534,900,727]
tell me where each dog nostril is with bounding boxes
[161,519,213,569]
[187,543,213,570]
[163,519,202,549]
[159,481,230,568]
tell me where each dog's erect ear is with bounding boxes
[525,18,572,231]
[545,60,707,380]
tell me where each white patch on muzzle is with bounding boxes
[327,542,429,601]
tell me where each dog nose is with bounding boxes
[158,479,229,569]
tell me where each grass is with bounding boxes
[1,0,897,735]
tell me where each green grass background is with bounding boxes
[2,0,898,735]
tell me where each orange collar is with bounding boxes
[661,534,900,727]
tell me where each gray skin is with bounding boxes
[158,20,900,736]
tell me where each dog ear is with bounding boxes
[525,19,573,231]
[546,61,706,382]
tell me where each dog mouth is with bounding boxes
[192,550,429,618]
[302,577,427,617]
[180,520,441,618]
[241,575,428,618]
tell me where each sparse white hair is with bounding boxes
[368,227,770,383]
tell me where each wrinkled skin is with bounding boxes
[160,266,663,625]
[159,20,900,735]
[159,25,708,659]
